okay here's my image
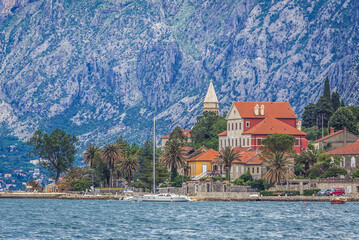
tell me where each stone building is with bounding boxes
[314,127,358,151]
[324,140,359,177]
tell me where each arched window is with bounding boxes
[351,157,356,168]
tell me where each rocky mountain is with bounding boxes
[0,0,358,152]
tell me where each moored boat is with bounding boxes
[330,197,346,204]
[133,194,190,202]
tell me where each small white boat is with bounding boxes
[133,194,190,202]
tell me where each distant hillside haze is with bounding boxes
[0,0,358,147]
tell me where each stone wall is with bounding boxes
[271,179,359,195]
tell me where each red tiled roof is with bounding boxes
[160,134,170,139]
[188,149,219,162]
[247,155,263,165]
[314,130,344,143]
[230,150,263,165]
[242,118,306,136]
[218,130,227,136]
[233,147,250,154]
[233,102,297,119]
[324,141,359,155]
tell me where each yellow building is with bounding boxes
[188,149,218,178]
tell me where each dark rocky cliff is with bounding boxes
[0,0,358,148]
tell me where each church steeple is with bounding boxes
[203,80,219,115]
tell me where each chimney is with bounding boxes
[260,104,265,116]
[344,127,347,146]
[254,104,259,116]
[330,127,334,134]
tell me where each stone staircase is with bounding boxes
[193,171,209,180]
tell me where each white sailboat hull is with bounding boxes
[133,194,190,202]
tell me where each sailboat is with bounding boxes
[133,117,190,202]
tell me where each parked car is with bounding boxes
[317,189,331,196]
[326,188,345,196]
[124,189,134,193]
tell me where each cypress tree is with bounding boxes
[331,91,341,112]
[302,103,317,128]
[323,76,331,100]
[341,99,345,107]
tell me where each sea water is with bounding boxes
[1,199,358,239]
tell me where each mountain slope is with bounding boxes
[0,0,358,152]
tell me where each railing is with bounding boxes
[193,171,209,180]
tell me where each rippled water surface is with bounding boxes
[1,199,359,239]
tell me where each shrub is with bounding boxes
[259,190,300,196]
[322,167,348,178]
[233,178,246,185]
[212,176,226,182]
[250,179,274,191]
[72,178,92,191]
[303,189,321,196]
[239,169,253,182]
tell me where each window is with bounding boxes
[235,138,238,146]
[341,157,345,168]
[232,139,234,146]
[232,123,234,131]
[351,157,356,168]
[239,122,242,129]
[257,139,262,146]
[246,121,250,127]
[252,167,254,173]
[257,167,259,173]
[247,139,249,146]
[241,166,245,174]
[228,139,230,146]
[236,166,239,173]
[295,138,300,146]
[235,123,238,130]
[243,138,245,146]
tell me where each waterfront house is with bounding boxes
[160,128,192,148]
[217,101,308,153]
[188,149,218,178]
[314,127,358,151]
[324,140,359,177]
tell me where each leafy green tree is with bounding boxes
[169,127,188,144]
[250,179,274,191]
[58,166,98,191]
[83,143,100,167]
[302,103,317,128]
[161,139,186,181]
[307,154,342,179]
[323,76,331,101]
[294,163,305,176]
[73,178,92,191]
[190,111,226,150]
[171,175,191,187]
[27,129,78,183]
[316,96,334,129]
[261,134,295,153]
[331,91,341,112]
[322,167,347,178]
[216,146,240,180]
[351,167,359,178]
[329,107,357,134]
[239,169,253,182]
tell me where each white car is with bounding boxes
[124,189,133,193]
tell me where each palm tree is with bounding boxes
[101,143,121,187]
[261,151,295,185]
[117,155,139,184]
[216,147,240,180]
[297,145,322,171]
[161,140,186,181]
[83,143,100,167]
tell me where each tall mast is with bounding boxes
[153,117,156,194]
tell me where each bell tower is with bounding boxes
[203,80,219,115]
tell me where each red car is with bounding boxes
[326,188,345,196]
